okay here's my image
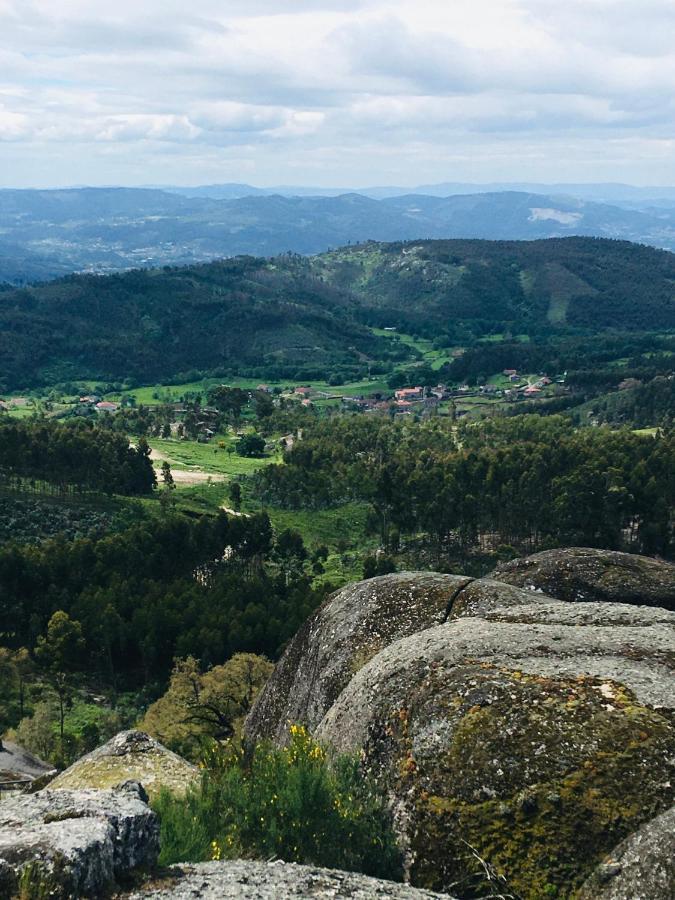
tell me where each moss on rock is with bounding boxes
[48,731,197,801]
[401,670,674,898]
[317,602,675,899]
[245,572,470,746]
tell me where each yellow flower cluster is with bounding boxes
[210,840,222,861]
[286,724,326,764]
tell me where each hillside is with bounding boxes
[0,257,387,389]
[0,237,674,389]
[315,237,675,332]
[2,187,675,284]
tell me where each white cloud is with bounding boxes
[1,0,674,185]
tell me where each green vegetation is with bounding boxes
[0,511,325,691]
[254,414,675,560]
[0,256,388,389]
[1,235,673,818]
[0,419,155,495]
[1,238,674,392]
[0,495,120,544]
[149,437,276,478]
[155,726,401,880]
[141,654,274,761]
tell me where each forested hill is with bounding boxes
[314,237,675,334]
[0,257,385,389]
[0,237,673,389]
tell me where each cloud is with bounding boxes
[0,108,29,140]
[1,0,674,186]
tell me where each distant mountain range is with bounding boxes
[163,181,675,206]
[1,185,675,284]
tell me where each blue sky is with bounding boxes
[1,0,674,187]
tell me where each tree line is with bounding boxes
[0,511,325,694]
[254,415,674,559]
[0,420,156,495]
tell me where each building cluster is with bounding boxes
[78,395,120,413]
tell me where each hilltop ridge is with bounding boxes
[0,236,673,390]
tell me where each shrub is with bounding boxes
[154,725,401,880]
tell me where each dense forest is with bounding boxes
[0,420,156,495]
[0,511,323,694]
[0,237,674,389]
[254,415,675,559]
[0,257,391,389]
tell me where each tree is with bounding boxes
[161,460,175,490]
[253,392,275,419]
[274,529,307,583]
[237,434,266,458]
[229,482,242,511]
[208,386,249,422]
[363,554,397,580]
[140,654,274,760]
[34,611,85,745]
[10,700,59,763]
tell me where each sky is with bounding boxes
[1,0,674,188]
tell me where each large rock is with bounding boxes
[245,572,470,745]
[445,577,555,620]
[48,730,198,800]
[490,547,675,609]
[0,781,158,898]
[577,805,675,900]
[0,739,55,786]
[316,600,675,899]
[124,860,453,898]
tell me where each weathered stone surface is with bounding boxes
[446,577,554,619]
[48,730,198,800]
[577,805,675,899]
[0,781,159,898]
[125,860,454,898]
[0,739,56,785]
[245,572,470,745]
[317,601,675,899]
[491,547,675,609]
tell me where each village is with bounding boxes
[285,368,565,420]
[0,367,567,446]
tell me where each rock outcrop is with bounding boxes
[315,599,675,897]
[490,547,675,609]
[0,739,56,787]
[246,549,675,899]
[124,860,453,898]
[0,781,159,898]
[445,577,554,619]
[48,730,198,800]
[577,806,675,900]
[246,572,471,745]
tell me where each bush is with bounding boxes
[237,434,266,458]
[363,554,397,580]
[154,725,401,880]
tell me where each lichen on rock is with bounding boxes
[576,805,675,899]
[490,547,675,609]
[48,730,198,800]
[0,781,159,898]
[316,600,675,898]
[245,572,470,746]
[123,859,454,898]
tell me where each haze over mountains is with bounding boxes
[2,183,675,284]
[166,181,675,206]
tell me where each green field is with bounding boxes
[148,437,280,478]
[372,328,458,372]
